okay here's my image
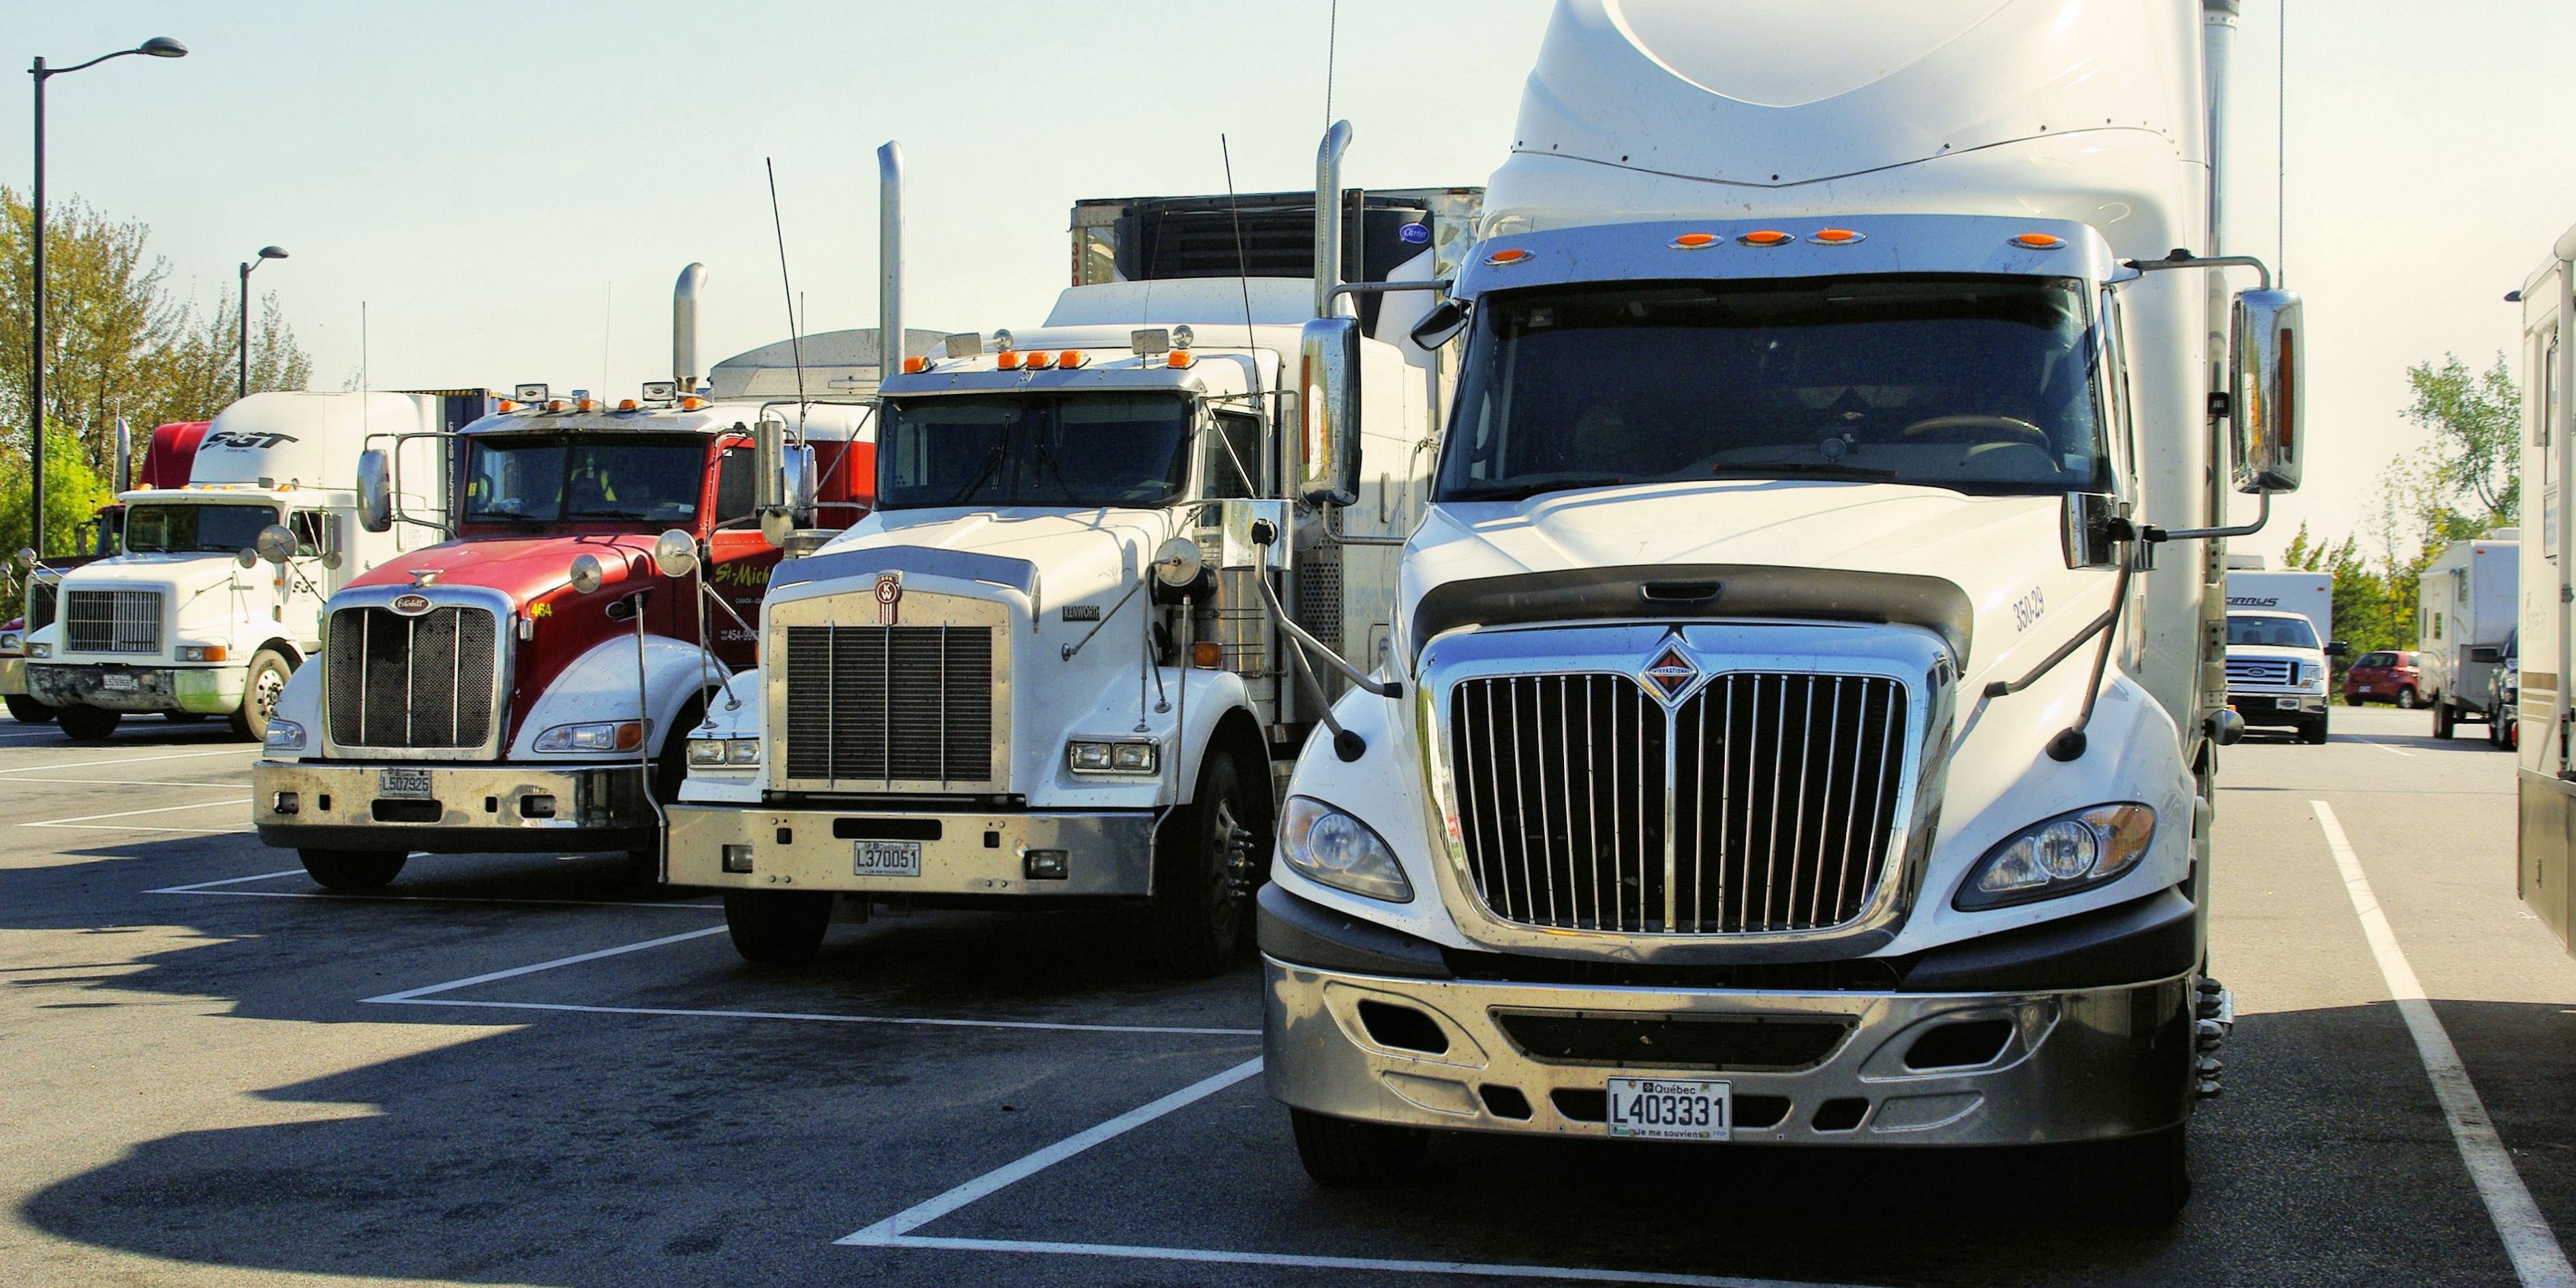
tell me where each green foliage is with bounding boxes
[2402,352,2520,527]
[0,426,116,564]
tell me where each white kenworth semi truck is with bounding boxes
[1256,0,2307,1223]
[26,392,458,741]
[669,162,1481,975]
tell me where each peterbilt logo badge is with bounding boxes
[1642,643,1699,704]
[390,594,434,616]
[874,573,902,625]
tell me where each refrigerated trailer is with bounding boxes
[1255,0,2309,1223]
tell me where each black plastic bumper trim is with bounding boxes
[1257,883,1452,979]
[1897,889,2198,992]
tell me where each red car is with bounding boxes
[2343,649,2425,707]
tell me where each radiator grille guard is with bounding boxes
[768,589,1012,794]
[1426,624,1946,952]
[324,604,503,752]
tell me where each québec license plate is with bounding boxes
[377,768,433,799]
[1605,1077,1730,1141]
[99,673,138,692]
[853,840,922,878]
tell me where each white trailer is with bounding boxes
[26,392,456,741]
[1256,0,2307,1225]
[2224,570,2331,642]
[2420,532,2517,738]
[2517,229,2576,951]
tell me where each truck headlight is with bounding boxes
[1066,738,1158,774]
[0,632,18,654]
[534,720,644,752]
[27,642,48,658]
[1955,803,2155,910]
[176,644,230,662]
[688,737,761,767]
[1279,795,1413,903]
[262,718,307,754]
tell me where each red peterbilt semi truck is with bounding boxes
[249,265,900,889]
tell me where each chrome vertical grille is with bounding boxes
[63,590,161,654]
[1449,671,1907,935]
[782,625,994,785]
[324,606,500,750]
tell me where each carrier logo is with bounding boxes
[389,593,434,616]
[1641,641,1700,704]
[2227,596,2280,607]
[874,572,902,626]
[202,431,300,450]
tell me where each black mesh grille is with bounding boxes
[326,605,499,750]
[26,580,57,634]
[783,625,994,785]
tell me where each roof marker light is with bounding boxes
[496,399,519,413]
[902,355,930,374]
[997,350,1024,370]
[617,399,639,412]
[1165,350,1195,369]
[1809,228,1862,244]
[545,399,566,412]
[678,396,706,410]
[576,398,597,412]
[1670,232,1719,249]
[1740,230,1794,247]
[1056,350,1088,369]
[2012,232,2066,249]
[1485,247,1533,266]
[1022,350,1055,370]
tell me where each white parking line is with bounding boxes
[149,868,311,891]
[24,798,249,829]
[835,1058,1872,1287]
[362,926,733,1002]
[2312,801,2576,1288]
[0,748,254,775]
[399,997,1257,1037]
[2362,739,2414,758]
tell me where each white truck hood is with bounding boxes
[57,553,249,603]
[810,506,1188,609]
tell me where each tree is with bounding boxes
[2403,352,2520,527]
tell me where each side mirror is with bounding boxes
[2230,289,2305,493]
[355,448,394,533]
[784,442,818,517]
[1407,297,1470,350]
[758,506,795,547]
[652,528,700,578]
[254,523,298,567]
[568,552,605,595]
[2061,492,2120,570]
[236,549,258,570]
[1297,316,1363,507]
[2326,640,2350,658]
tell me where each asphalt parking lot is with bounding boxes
[1,703,2569,1287]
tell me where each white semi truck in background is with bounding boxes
[670,147,1481,975]
[2419,531,2517,740]
[1256,0,2305,1223]
[25,392,461,741]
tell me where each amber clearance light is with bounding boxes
[1485,247,1533,266]
[1809,228,1863,244]
[1739,230,1794,247]
[1670,232,1719,249]
[2013,232,2066,249]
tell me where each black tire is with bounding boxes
[298,848,407,891]
[164,711,211,722]
[5,694,55,724]
[2343,694,2363,707]
[2074,1125,2190,1226]
[2299,716,2329,746]
[229,647,294,741]
[2395,686,2419,709]
[1290,1108,1429,1189]
[722,890,833,965]
[2433,701,2455,739]
[1149,751,1270,977]
[57,705,119,741]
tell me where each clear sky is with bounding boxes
[6,0,2573,559]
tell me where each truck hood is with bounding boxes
[346,534,665,608]
[808,507,1187,608]
[58,553,248,600]
[1404,481,2105,680]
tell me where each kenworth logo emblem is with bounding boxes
[390,594,433,616]
[874,572,902,626]
[1642,641,1699,704]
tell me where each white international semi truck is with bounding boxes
[1255,0,2307,1223]
[2514,230,2575,955]
[668,147,1481,975]
[25,392,461,741]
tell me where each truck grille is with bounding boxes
[1447,673,1908,935]
[63,590,160,654]
[2225,658,2295,686]
[782,625,994,785]
[25,579,57,634]
[325,606,501,749]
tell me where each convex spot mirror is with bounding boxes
[255,524,298,566]
[2230,289,2306,494]
[653,529,699,578]
[355,449,393,533]
[568,553,605,595]
[1408,297,1470,350]
[1297,316,1363,508]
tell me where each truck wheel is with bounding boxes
[722,890,832,965]
[2343,694,2363,707]
[2432,701,2455,739]
[5,694,55,724]
[229,648,293,741]
[1150,752,1268,977]
[298,848,406,891]
[57,706,119,741]
[1289,1108,1428,1189]
[2395,686,2419,709]
[2076,1125,2190,1226]
[2299,716,2329,746]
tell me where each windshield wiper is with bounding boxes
[1706,462,1897,480]
[1444,472,1630,502]
[465,510,552,527]
[565,509,662,521]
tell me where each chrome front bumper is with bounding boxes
[252,759,652,854]
[1263,959,2195,1146]
[28,661,242,714]
[665,802,1156,896]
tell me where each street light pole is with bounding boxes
[237,246,287,403]
[25,37,185,558]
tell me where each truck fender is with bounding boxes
[1169,668,1263,805]
[267,656,324,757]
[690,667,764,741]
[1267,679,1480,949]
[507,634,729,759]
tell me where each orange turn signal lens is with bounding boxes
[1740,230,1794,247]
[1670,232,1719,249]
[613,722,644,752]
[545,399,566,411]
[678,396,706,410]
[997,350,1024,369]
[1810,228,1862,244]
[576,399,597,412]
[1485,247,1533,265]
[1056,350,1087,368]
[1024,351,1055,370]
[617,399,639,412]
[2012,232,2065,249]
[902,355,929,373]
[496,399,519,412]
[1191,641,1224,669]
[1165,350,1195,369]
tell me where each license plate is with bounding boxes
[2273,696,2297,709]
[853,840,922,878]
[99,673,137,692]
[377,768,433,800]
[1605,1077,1730,1141]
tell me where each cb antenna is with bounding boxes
[765,157,809,437]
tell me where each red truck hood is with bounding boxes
[347,534,660,607]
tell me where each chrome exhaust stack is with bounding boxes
[672,262,707,393]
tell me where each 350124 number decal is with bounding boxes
[2012,587,2046,632]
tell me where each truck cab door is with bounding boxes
[703,444,776,669]
[284,510,331,648]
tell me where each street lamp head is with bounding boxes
[258,246,288,261]
[138,37,188,59]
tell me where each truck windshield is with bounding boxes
[123,502,279,554]
[1439,275,2106,502]
[462,435,706,526]
[2226,615,2319,649]
[876,395,1193,510]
